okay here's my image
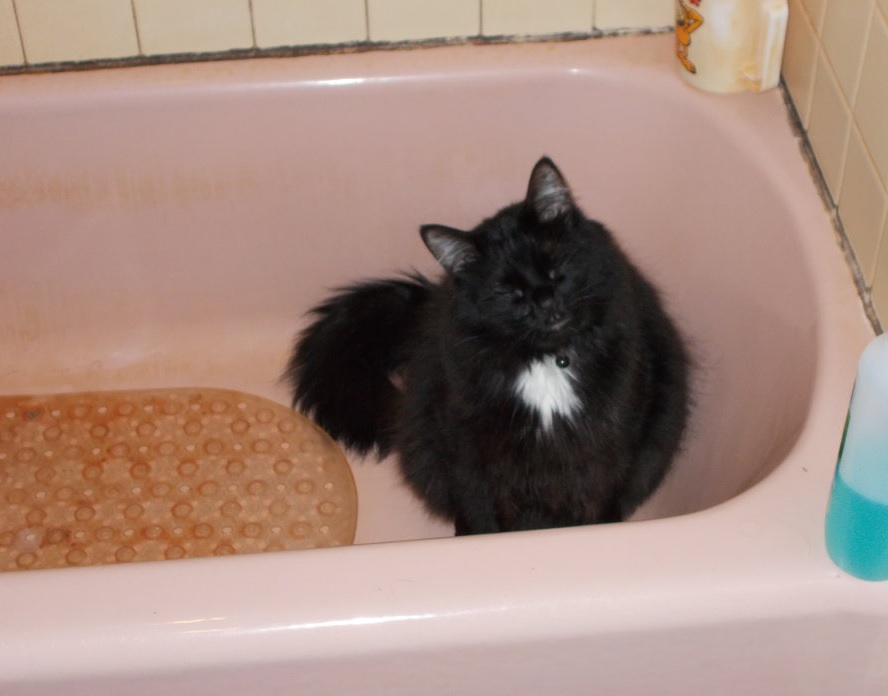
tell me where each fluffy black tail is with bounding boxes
[284,274,432,456]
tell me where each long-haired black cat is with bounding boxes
[286,157,690,535]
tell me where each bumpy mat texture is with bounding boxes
[0,388,356,571]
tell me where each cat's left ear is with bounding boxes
[526,157,574,223]
[421,225,478,274]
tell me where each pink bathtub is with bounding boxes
[1,33,885,694]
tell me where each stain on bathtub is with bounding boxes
[0,167,268,210]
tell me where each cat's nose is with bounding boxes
[534,287,555,308]
[546,310,566,328]
[539,303,565,327]
[532,288,566,327]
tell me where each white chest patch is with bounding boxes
[514,356,581,431]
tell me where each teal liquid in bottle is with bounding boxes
[826,473,888,581]
[825,333,888,582]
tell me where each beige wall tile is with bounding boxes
[801,0,828,31]
[368,0,479,41]
[482,0,593,36]
[854,8,888,191]
[783,0,820,127]
[820,0,873,103]
[870,214,888,323]
[595,0,675,31]
[807,52,852,200]
[839,125,888,283]
[253,0,366,47]
[0,0,24,66]
[16,0,138,63]
[133,0,253,55]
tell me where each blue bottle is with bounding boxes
[825,332,888,581]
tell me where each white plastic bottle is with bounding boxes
[825,332,888,581]
[674,0,788,93]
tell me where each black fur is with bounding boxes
[287,275,432,455]
[285,157,690,535]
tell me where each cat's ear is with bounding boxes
[526,157,574,223]
[421,225,478,274]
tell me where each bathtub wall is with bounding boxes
[782,0,888,327]
[0,0,886,326]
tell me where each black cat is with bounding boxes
[286,157,691,535]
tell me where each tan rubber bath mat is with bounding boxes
[0,388,357,572]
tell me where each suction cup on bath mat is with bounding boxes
[0,388,357,572]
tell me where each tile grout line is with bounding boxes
[812,1,887,284]
[782,80,883,332]
[364,0,370,41]
[847,3,874,110]
[792,0,885,325]
[794,0,819,127]
[863,201,887,328]
[129,0,143,56]
[247,0,257,49]
[816,42,853,205]
[849,4,887,197]
[11,0,27,65]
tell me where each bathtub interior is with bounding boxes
[0,42,818,548]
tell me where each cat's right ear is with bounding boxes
[421,225,478,274]
[527,157,574,223]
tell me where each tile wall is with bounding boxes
[0,1,885,324]
[0,0,673,65]
[783,0,888,325]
